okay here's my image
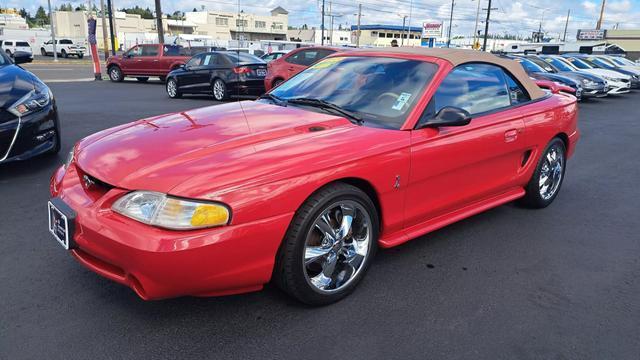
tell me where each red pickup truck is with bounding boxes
[106,44,209,82]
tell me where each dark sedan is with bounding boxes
[526,55,609,98]
[0,51,60,164]
[506,55,583,101]
[166,51,267,101]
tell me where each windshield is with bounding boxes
[608,57,628,66]
[515,58,546,73]
[544,57,576,71]
[225,52,264,63]
[269,56,438,129]
[616,57,637,66]
[589,57,615,69]
[564,57,592,70]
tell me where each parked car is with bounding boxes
[1,40,33,57]
[605,55,640,69]
[505,55,583,101]
[41,39,86,58]
[107,44,206,82]
[264,46,342,91]
[565,54,640,88]
[540,55,631,95]
[261,50,289,62]
[166,51,267,101]
[227,47,265,57]
[0,51,60,164]
[49,48,579,305]
[526,55,608,98]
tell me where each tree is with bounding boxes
[192,8,198,12]
[35,6,49,25]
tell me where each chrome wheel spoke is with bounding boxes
[315,213,337,240]
[310,251,338,290]
[305,245,331,265]
[539,145,564,200]
[336,205,354,240]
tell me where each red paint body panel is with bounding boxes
[106,44,189,77]
[264,46,341,91]
[52,50,580,299]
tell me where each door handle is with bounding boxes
[504,129,519,142]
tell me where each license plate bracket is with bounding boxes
[48,198,77,250]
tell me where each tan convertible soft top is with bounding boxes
[352,47,546,100]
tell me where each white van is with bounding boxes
[0,40,32,57]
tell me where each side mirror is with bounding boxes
[13,51,33,64]
[420,106,472,128]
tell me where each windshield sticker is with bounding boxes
[310,57,344,70]
[392,92,412,111]
[204,55,212,66]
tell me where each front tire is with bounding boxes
[274,183,379,305]
[77,53,84,59]
[212,79,228,101]
[166,78,181,98]
[520,138,567,208]
[108,66,124,82]
[41,48,47,56]
[61,49,68,58]
[5,49,12,57]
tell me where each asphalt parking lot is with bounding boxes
[1,69,639,359]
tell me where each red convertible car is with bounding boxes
[49,48,579,305]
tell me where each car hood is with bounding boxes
[0,65,39,109]
[556,71,605,84]
[531,72,579,86]
[618,66,640,76]
[581,68,631,80]
[75,101,396,197]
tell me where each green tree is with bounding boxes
[35,5,49,25]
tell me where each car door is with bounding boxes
[404,63,530,228]
[121,45,142,73]
[193,53,219,92]
[177,54,205,91]
[137,45,159,75]
[283,49,334,79]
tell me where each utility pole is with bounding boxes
[329,2,332,45]
[154,0,164,44]
[481,0,496,52]
[47,0,58,62]
[106,0,116,55]
[321,0,325,45]
[446,0,454,47]
[473,0,481,49]
[562,9,570,42]
[99,0,109,59]
[356,4,362,48]
[405,0,413,45]
[400,15,407,46]
[596,0,606,29]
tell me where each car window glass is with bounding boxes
[60,39,73,44]
[225,52,263,63]
[286,49,328,66]
[503,72,531,104]
[127,46,141,57]
[164,45,182,56]
[5,41,13,46]
[203,54,218,66]
[17,42,29,47]
[141,46,159,56]
[186,54,203,67]
[430,63,511,116]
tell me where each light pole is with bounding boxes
[472,0,481,49]
[399,14,407,46]
[47,0,58,62]
[446,0,454,47]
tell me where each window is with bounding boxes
[504,72,530,104]
[393,33,400,38]
[386,33,393,38]
[273,22,283,30]
[16,42,29,47]
[285,49,335,66]
[255,21,266,28]
[186,54,204,68]
[236,19,248,27]
[378,32,385,38]
[402,34,407,39]
[428,63,513,116]
[60,39,73,44]
[4,41,12,46]
[141,45,158,56]
[216,17,228,26]
[202,54,220,66]
[270,56,439,129]
[127,46,142,57]
[164,45,182,56]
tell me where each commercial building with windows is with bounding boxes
[185,7,288,41]
[351,24,422,47]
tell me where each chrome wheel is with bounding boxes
[109,67,121,81]
[539,144,564,200]
[213,80,225,100]
[167,79,177,97]
[303,200,372,293]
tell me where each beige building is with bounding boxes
[352,25,423,47]
[603,29,640,59]
[185,7,288,41]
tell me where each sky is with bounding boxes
[14,0,640,40]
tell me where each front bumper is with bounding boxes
[581,83,608,98]
[606,80,631,94]
[0,103,59,164]
[49,164,291,300]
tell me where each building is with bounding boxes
[185,7,288,42]
[351,24,422,47]
[0,11,29,30]
[601,29,640,60]
[315,29,352,46]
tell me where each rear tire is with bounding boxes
[274,183,379,306]
[61,49,68,58]
[212,79,228,101]
[520,138,567,208]
[108,66,124,82]
[136,77,149,82]
[41,48,47,56]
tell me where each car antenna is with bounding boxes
[235,0,252,137]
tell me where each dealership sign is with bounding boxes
[422,22,443,38]
[577,29,606,40]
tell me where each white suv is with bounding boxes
[41,39,86,59]
[1,40,32,57]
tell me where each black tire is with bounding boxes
[5,49,12,57]
[212,78,228,101]
[77,53,84,59]
[274,182,379,305]
[159,76,166,82]
[136,77,149,82]
[108,66,124,82]
[520,138,567,208]
[61,49,68,58]
[166,78,181,98]
[272,79,284,88]
[41,48,47,56]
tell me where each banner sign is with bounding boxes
[577,29,606,41]
[422,22,443,38]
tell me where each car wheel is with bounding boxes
[108,66,124,82]
[41,48,47,56]
[61,49,68,58]
[520,138,567,208]
[136,77,149,82]
[77,53,84,59]
[166,78,181,98]
[273,79,284,88]
[212,79,228,101]
[159,76,166,82]
[274,183,379,305]
[5,49,12,57]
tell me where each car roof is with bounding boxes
[348,47,546,100]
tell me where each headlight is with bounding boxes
[582,79,596,86]
[8,87,51,117]
[112,191,230,230]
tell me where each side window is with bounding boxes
[202,54,219,66]
[141,45,159,57]
[503,72,530,104]
[429,63,511,117]
[60,39,73,45]
[164,45,181,56]
[186,54,204,68]
[313,49,335,63]
[127,46,142,57]
[5,41,12,46]
[285,50,311,65]
[262,54,274,61]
